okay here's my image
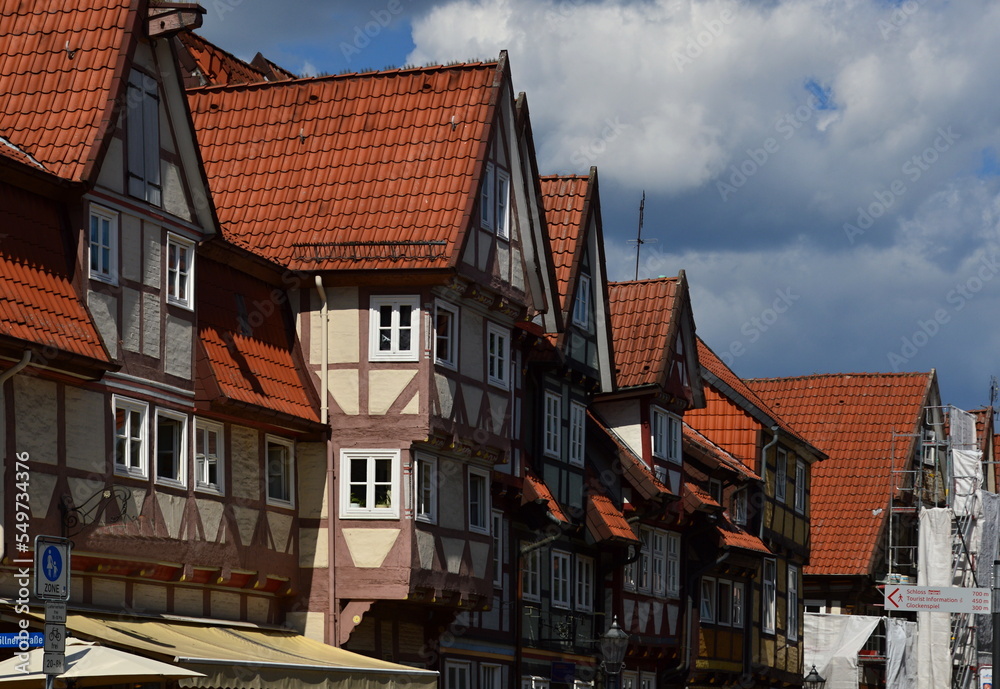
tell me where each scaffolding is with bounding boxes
[884,405,982,689]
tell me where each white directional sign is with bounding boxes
[33,536,70,601]
[41,652,64,675]
[43,623,64,654]
[884,585,991,613]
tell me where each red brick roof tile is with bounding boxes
[523,471,569,523]
[186,60,502,271]
[747,372,934,576]
[0,182,109,362]
[607,277,681,389]
[587,493,640,544]
[683,481,719,513]
[683,424,759,481]
[197,258,319,423]
[717,521,771,554]
[177,32,267,86]
[0,0,133,181]
[539,175,588,314]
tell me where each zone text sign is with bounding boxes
[884,585,991,613]
[33,536,70,601]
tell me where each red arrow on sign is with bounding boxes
[887,588,902,608]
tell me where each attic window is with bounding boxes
[126,70,162,206]
[480,162,511,240]
[572,274,592,331]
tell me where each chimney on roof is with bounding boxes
[148,3,206,38]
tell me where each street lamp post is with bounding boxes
[803,664,827,689]
[599,616,629,689]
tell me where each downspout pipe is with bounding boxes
[760,426,780,540]
[0,351,31,561]
[314,277,335,644]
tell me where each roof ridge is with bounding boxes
[746,371,931,382]
[182,30,267,79]
[608,276,678,286]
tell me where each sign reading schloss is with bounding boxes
[884,585,991,613]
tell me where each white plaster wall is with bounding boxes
[122,287,140,353]
[173,586,203,617]
[133,583,168,613]
[120,213,142,282]
[196,498,224,542]
[286,611,326,642]
[438,458,464,530]
[595,399,644,459]
[88,291,118,358]
[162,163,191,221]
[66,387,105,473]
[369,369,416,415]
[459,309,483,380]
[164,314,192,379]
[91,578,126,609]
[211,591,241,621]
[434,373,456,419]
[155,492,185,538]
[230,425,259,500]
[14,377,56,464]
[143,222,161,288]
[297,441,327,520]
[328,287,359,364]
[142,292,160,358]
[247,596,269,624]
[299,526,328,568]
[95,138,124,194]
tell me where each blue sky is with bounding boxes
[200,0,1000,415]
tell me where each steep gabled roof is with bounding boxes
[540,174,589,314]
[747,371,935,577]
[0,0,134,181]
[186,59,504,272]
[177,31,267,86]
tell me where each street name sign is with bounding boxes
[884,585,991,613]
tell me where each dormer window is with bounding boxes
[480,162,511,240]
[126,70,161,206]
[651,406,682,464]
[572,273,592,330]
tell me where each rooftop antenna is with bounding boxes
[627,191,656,280]
[990,375,998,409]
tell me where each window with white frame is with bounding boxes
[709,478,722,504]
[480,162,495,230]
[572,274,592,330]
[624,544,637,591]
[88,205,117,283]
[522,678,550,689]
[763,558,777,634]
[637,527,652,592]
[639,671,656,689]
[468,468,489,534]
[414,454,437,523]
[496,170,510,240]
[700,577,716,622]
[486,323,509,388]
[666,532,680,597]
[194,418,223,492]
[369,296,419,361]
[775,448,788,503]
[543,391,561,458]
[651,531,666,596]
[568,401,586,466]
[576,555,594,611]
[114,396,147,477]
[445,662,470,689]
[552,551,571,608]
[126,70,161,206]
[434,301,459,369]
[621,673,637,689]
[480,162,511,240]
[732,487,748,526]
[733,582,745,627]
[155,410,186,485]
[341,449,400,518]
[522,547,541,601]
[166,234,194,309]
[788,564,799,641]
[651,407,681,464]
[795,459,806,514]
[481,665,502,689]
[265,436,294,506]
[492,510,504,587]
[717,579,733,626]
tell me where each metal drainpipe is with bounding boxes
[760,426,780,541]
[0,351,31,560]
[314,277,335,644]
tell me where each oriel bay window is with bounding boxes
[341,449,400,518]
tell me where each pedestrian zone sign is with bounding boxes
[34,536,70,601]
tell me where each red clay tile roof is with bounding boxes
[0,182,109,362]
[177,32,266,86]
[716,521,771,554]
[747,372,934,577]
[589,410,673,501]
[196,258,319,423]
[186,60,502,271]
[607,277,682,389]
[587,493,640,544]
[0,0,133,181]
[523,471,569,523]
[540,175,588,314]
[683,424,759,481]
[683,481,720,513]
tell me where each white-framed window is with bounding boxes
[543,391,561,458]
[788,564,799,641]
[522,677,550,689]
[166,233,194,309]
[717,579,733,626]
[795,459,806,514]
[522,546,541,601]
[486,322,509,388]
[666,531,680,597]
[651,406,681,464]
[88,204,117,283]
[480,162,511,240]
[433,301,459,369]
[113,396,148,477]
[576,555,594,611]
[265,436,294,506]
[492,511,504,587]
[194,418,223,493]
[775,448,787,503]
[480,162,495,230]
[468,468,490,534]
[445,661,471,689]
[638,527,652,593]
[651,531,666,597]
[732,487,748,526]
[700,577,716,622]
[568,401,586,466]
[552,550,571,608]
[126,69,161,206]
[496,169,511,240]
[154,409,187,485]
[481,664,502,689]
[369,296,419,361]
[341,449,400,518]
[414,454,437,523]
[763,558,777,634]
[622,672,637,689]
[624,543,637,591]
[709,478,722,504]
[733,582,745,627]
[572,273,592,330]
[639,671,656,689]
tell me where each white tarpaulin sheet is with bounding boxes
[952,449,984,517]
[886,618,917,689]
[918,508,953,689]
[950,407,978,450]
[977,491,1000,665]
[804,613,881,689]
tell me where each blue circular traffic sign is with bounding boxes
[42,546,62,582]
